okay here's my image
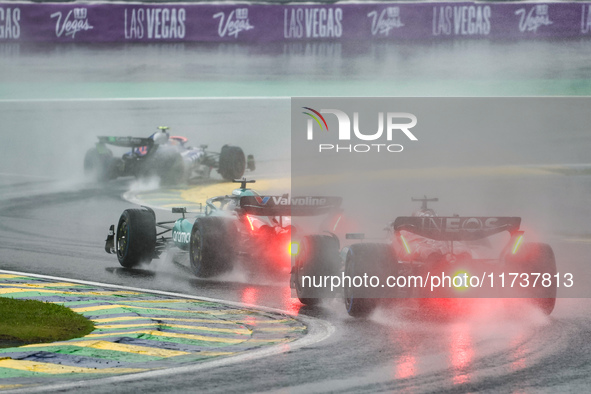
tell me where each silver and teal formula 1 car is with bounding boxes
[85,126,255,184]
[104,179,342,278]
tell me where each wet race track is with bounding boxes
[1,41,591,392]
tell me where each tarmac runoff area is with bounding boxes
[0,270,323,392]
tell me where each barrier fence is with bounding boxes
[1,2,591,42]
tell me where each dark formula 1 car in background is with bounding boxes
[104,179,342,278]
[293,197,557,316]
[85,126,255,184]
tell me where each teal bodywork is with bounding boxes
[171,186,259,251]
[172,218,193,251]
[231,187,259,198]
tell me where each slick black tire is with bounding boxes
[218,145,246,181]
[190,216,237,278]
[84,147,118,182]
[294,235,341,306]
[141,146,185,185]
[504,242,557,315]
[344,243,397,318]
[116,208,156,268]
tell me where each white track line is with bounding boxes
[0,269,335,394]
[0,97,289,103]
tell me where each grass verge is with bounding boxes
[0,297,94,348]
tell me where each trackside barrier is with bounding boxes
[1,2,591,42]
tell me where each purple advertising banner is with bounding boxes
[1,2,591,43]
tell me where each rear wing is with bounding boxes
[392,216,521,241]
[97,136,154,148]
[240,195,342,217]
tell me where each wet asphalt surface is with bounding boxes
[1,176,591,394]
[1,41,591,392]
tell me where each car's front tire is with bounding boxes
[294,235,341,306]
[218,145,246,181]
[116,208,156,268]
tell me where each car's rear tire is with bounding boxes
[344,243,397,318]
[504,242,557,315]
[294,235,341,306]
[190,216,237,278]
[140,146,185,185]
[84,147,119,182]
[116,208,156,268]
[218,145,246,181]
